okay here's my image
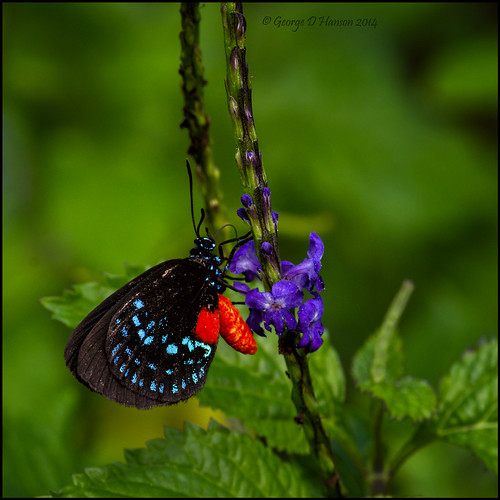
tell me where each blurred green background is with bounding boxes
[3,3,497,497]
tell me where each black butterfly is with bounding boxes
[64,162,256,409]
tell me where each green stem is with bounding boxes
[221,4,343,494]
[220,2,280,289]
[281,333,345,497]
[179,2,227,237]
[369,401,387,496]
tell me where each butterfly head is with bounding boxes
[191,236,217,259]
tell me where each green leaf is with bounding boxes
[49,422,322,498]
[433,338,498,474]
[40,282,115,328]
[310,332,346,409]
[201,326,351,455]
[40,264,149,328]
[352,331,404,389]
[310,336,366,491]
[352,281,436,422]
[371,377,437,421]
[200,333,310,454]
[200,328,366,495]
[352,281,414,388]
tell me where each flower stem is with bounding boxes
[220,2,281,289]
[221,3,343,495]
[179,2,227,236]
[281,333,345,497]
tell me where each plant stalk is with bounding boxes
[180,2,227,236]
[221,3,343,496]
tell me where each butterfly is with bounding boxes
[64,162,256,409]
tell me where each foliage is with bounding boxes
[42,273,497,496]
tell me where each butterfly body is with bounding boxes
[65,237,256,409]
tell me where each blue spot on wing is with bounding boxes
[166,344,178,354]
[111,343,121,357]
[134,299,144,310]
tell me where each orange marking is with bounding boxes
[218,295,257,355]
[194,307,219,344]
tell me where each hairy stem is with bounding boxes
[281,333,345,497]
[221,3,343,495]
[179,2,227,236]
[220,1,281,289]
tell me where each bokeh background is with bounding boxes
[3,3,497,497]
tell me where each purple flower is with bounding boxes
[260,241,273,255]
[246,307,267,337]
[283,232,324,292]
[241,194,254,208]
[229,240,261,282]
[231,282,267,336]
[230,197,327,353]
[246,281,303,335]
[296,293,324,353]
[237,207,250,223]
[239,194,259,229]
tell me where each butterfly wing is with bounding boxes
[65,260,172,385]
[65,259,220,409]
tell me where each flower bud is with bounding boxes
[261,241,273,256]
[244,105,257,141]
[234,12,246,42]
[237,207,250,224]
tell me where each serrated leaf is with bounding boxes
[433,338,498,474]
[200,328,365,496]
[200,333,310,454]
[370,377,437,421]
[40,282,115,328]
[201,328,350,456]
[310,331,346,409]
[351,282,435,422]
[49,422,322,498]
[40,264,150,328]
[352,332,404,389]
[352,282,415,388]
[310,337,366,492]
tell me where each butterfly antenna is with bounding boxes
[186,159,205,238]
[197,209,206,238]
[214,223,238,241]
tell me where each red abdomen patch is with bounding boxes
[218,295,257,355]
